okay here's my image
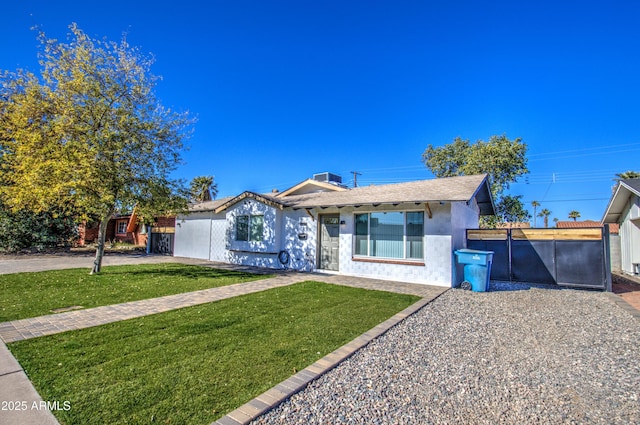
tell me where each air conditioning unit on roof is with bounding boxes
[313,172,342,185]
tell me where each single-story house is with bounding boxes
[78,213,175,249]
[174,173,494,287]
[602,178,640,275]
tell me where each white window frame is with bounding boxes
[235,214,264,242]
[116,220,128,235]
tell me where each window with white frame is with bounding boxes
[354,211,424,259]
[116,220,128,235]
[236,215,264,242]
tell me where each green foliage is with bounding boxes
[538,208,552,228]
[0,24,194,272]
[614,170,640,181]
[568,210,581,221]
[9,281,419,424]
[482,195,532,228]
[190,175,218,202]
[422,134,528,198]
[0,203,77,252]
[422,134,529,226]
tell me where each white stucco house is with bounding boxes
[174,173,494,287]
[602,178,640,275]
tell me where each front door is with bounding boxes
[319,215,340,271]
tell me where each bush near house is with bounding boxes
[0,204,77,253]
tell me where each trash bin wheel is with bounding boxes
[461,281,472,291]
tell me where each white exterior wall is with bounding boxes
[620,195,640,274]
[174,197,482,287]
[335,203,458,287]
[209,217,228,262]
[174,212,214,260]
[450,200,482,286]
[225,200,281,268]
[281,210,318,271]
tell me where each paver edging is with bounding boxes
[605,292,640,321]
[211,289,449,425]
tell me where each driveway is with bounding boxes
[0,253,190,275]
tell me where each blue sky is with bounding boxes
[2,0,639,223]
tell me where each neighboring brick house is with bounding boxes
[78,214,175,247]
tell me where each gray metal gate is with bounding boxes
[150,228,174,255]
[467,228,612,290]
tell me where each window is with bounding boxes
[236,215,264,242]
[354,212,424,259]
[116,220,127,235]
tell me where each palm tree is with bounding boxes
[614,171,640,181]
[190,175,218,202]
[531,200,540,227]
[553,217,559,228]
[568,210,581,221]
[538,208,551,228]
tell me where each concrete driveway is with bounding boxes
[0,253,187,275]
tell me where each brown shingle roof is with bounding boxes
[196,174,495,216]
[284,174,492,212]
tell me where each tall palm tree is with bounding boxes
[531,200,540,227]
[568,210,581,221]
[538,208,551,228]
[614,171,640,181]
[190,176,218,202]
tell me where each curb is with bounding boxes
[211,293,445,425]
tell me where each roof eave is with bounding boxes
[601,182,637,223]
[214,191,290,214]
[468,175,495,216]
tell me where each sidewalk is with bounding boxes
[0,260,447,425]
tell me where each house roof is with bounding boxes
[276,179,347,197]
[556,220,619,233]
[186,196,234,213]
[602,179,640,223]
[211,174,495,215]
[284,174,493,213]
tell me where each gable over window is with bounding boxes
[354,211,424,260]
[236,215,264,242]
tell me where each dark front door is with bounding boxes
[319,215,340,271]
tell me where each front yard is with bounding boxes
[0,263,270,321]
[8,281,419,424]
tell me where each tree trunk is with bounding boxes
[90,215,111,274]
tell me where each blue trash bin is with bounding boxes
[454,249,494,292]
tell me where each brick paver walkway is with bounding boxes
[0,258,449,425]
[0,271,445,344]
[0,273,302,343]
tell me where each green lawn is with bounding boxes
[9,281,420,425]
[0,263,270,321]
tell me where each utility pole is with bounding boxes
[350,171,362,188]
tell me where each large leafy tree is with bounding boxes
[422,135,529,226]
[0,24,193,273]
[485,195,532,228]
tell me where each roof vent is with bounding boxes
[313,172,342,185]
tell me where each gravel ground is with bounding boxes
[252,284,640,425]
